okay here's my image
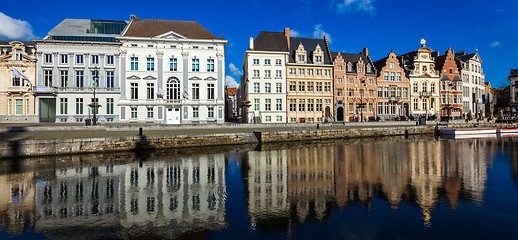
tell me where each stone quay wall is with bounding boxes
[0,126,435,158]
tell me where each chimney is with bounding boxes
[362,47,369,56]
[284,28,290,49]
[130,15,137,20]
[249,36,254,50]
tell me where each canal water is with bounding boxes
[1,136,518,239]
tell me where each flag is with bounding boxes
[12,66,29,80]
[157,88,165,98]
[183,90,189,99]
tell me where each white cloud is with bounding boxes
[225,75,239,88]
[290,29,301,37]
[0,12,35,40]
[491,41,501,47]
[229,63,243,76]
[313,24,332,44]
[331,0,376,15]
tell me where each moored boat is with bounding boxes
[440,128,497,135]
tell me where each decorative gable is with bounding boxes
[313,44,324,64]
[155,31,188,39]
[295,43,307,64]
[143,75,157,80]
[204,76,217,81]
[189,76,202,80]
[127,75,141,80]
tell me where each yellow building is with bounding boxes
[286,31,333,123]
[0,41,37,122]
[0,172,35,234]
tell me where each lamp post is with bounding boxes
[93,67,98,125]
[25,79,34,116]
[355,78,367,122]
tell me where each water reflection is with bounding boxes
[1,137,518,238]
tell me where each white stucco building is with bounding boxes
[401,39,441,117]
[241,32,289,123]
[456,51,486,117]
[34,19,126,123]
[117,17,227,124]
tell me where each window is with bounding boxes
[391,87,396,98]
[147,83,154,99]
[299,82,305,92]
[44,70,52,87]
[422,99,427,110]
[377,87,383,98]
[384,87,389,98]
[106,98,114,114]
[60,70,68,87]
[147,57,154,71]
[75,71,84,87]
[265,116,271,122]
[207,59,215,72]
[276,70,282,78]
[107,55,114,65]
[307,69,313,75]
[384,72,389,81]
[277,116,282,122]
[324,82,331,92]
[369,89,374,97]
[147,107,154,118]
[413,82,418,93]
[170,58,177,71]
[254,99,260,111]
[91,55,99,65]
[44,54,52,64]
[131,107,137,118]
[308,99,314,111]
[60,98,68,114]
[397,88,402,98]
[192,83,199,100]
[397,72,401,81]
[276,99,282,110]
[265,83,271,93]
[308,82,314,91]
[349,78,354,84]
[192,107,199,118]
[378,103,383,115]
[298,99,305,112]
[167,78,181,100]
[60,54,68,64]
[91,70,99,88]
[316,99,323,111]
[253,70,259,78]
[131,83,138,99]
[403,88,408,98]
[289,81,296,92]
[390,72,395,81]
[15,99,23,115]
[276,59,282,65]
[265,59,271,65]
[431,82,436,93]
[131,57,138,70]
[276,83,282,93]
[265,70,271,78]
[316,82,322,91]
[192,58,200,72]
[347,64,352,72]
[265,99,271,111]
[207,83,215,99]
[26,99,29,115]
[349,103,354,112]
[205,106,214,118]
[75,98,83,114]
[253,59,259,65]
[106,71,114,88]
[254,83,260,93]
[289,99,296,111]
[7,99,11,115]
[390,62,395,69]
[315,56,322,63]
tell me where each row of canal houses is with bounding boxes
[240,29,486,123]
[0,16,486,124]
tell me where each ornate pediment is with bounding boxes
[204,76,217,81]
[155,31,187,39]
[189,76,202,80]
[127,75,141,80]
[143,75,157,80]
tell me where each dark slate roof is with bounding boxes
[253,31,288,52]
[434,55,446,71]
[452,75,462,81]
[331,51,375,75]
[373,56,389,77]
[440,75,451,81]
[123,19,219,39]
[289,37,331,64]
[455,52,477,61]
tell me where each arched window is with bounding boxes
[167,77,180,100]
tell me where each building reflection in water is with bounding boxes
[244,139,491,232]
[0,153,227,238]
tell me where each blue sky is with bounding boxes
[1,0,517,88]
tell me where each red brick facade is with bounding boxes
[436,48,463,119]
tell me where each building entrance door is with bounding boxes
[39,98,56,122]
[166,107,181,124]
[325,106,331,119]
[337,106,344,121]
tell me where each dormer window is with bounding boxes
[390,62,395,69]
[15,49,22,61]
[347,63,352,72]
[312,44,324,64]
[295,43,307,64]
[366,65,371,73]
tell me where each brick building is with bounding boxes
[434,48,463,120]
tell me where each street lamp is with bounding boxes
[93,67,98,125]
[355,78,367,122]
